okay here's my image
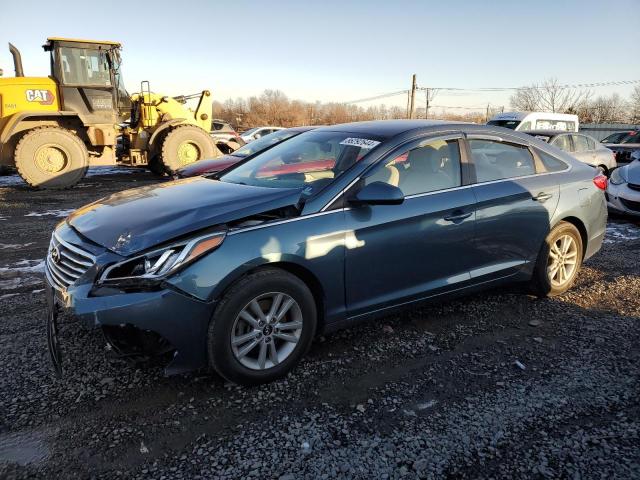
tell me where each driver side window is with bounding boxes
[365,139,462,196]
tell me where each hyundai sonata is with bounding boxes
[45,120,607,385]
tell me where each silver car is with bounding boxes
[607,159,640,216]
[522,130,617,175]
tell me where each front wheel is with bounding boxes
[160,125,220,173]
[207,269,317,386]
[14,127,88,188]
[530,221,583,297]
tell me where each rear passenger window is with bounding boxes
[586,136,596,150]
[573,135,590,152]
[535,149,568,173]
[468,140,536,182]
[551,135,572,152]
[365,139,462,196]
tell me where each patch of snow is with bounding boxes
[0,293,20,300]
[0,259,45,274]
[0,242,35,250]
[0,277,42,290]
[604,221,640,244]
[25,209,74,218]
[0,175,23,187]
[86,166,137,177]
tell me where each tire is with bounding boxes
[160,125,220,173]
[207,268,317,386]
[530,221,583,297]
[14,127,88,189]
[147,155,166,176]
[597,165,608,177]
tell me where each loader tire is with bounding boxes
[14,127,88,189]
[160,125,221,173]
[148,156,166,176]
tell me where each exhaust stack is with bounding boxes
[9,43,24,77]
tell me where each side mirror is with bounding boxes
[350,181,404,206]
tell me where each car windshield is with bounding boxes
[620,131,640,144]
[602,131,639,144]
[217,131,381,195]
[232,130,300,158]
[487,120,520,129]
[241,128,259,136]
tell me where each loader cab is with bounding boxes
[44,38,131,123]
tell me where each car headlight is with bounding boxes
[609,167,628,186]
[99,231,225,284]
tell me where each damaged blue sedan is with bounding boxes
[45,120,607,385]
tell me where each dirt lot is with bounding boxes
[0,169,639,479]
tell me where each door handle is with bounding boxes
[532,192,553,202]
[443,211,472,223]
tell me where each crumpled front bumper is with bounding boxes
[46,277,215,376]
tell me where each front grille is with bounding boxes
[620,198,640,212]
[628,183,640,192]
[45,232,96,291]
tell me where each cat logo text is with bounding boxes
[25,89,55,105]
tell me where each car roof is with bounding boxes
[314,119,470,139]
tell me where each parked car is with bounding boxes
[175,127,315,178]
[44,120,607,385]
[240,126,285,143]
[487,112,579,132]
[601,129,640,165]
[521,130,617,175]
[606,158,640,216]
[210,119,243,143]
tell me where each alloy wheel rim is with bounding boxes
[547,234,578,287]
[177,141,200,165]
[35,145,68,173]
[231,292,303,370]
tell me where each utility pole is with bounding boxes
[425,88,430,119]
[485,103,490,122]
[408,74,417,119]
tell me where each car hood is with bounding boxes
[67,178,302,256]
[175,154,242,178]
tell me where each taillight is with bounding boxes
[593,174,607,191]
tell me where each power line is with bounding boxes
[344,89,408,104]
[417,79,640,92]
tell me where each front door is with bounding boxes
[344,135,476,317]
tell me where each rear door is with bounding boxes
[571,134,596,166]
[344,134,476,316]
[465,135,560,281]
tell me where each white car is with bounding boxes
[240,126,285,143]
[488,112,579,132]
[607,158,640,217]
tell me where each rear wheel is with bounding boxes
[597,165,608,176]
[207,269,317,386]
[160,125,220,173]
[530,221,583,297]
[14,127,88,189]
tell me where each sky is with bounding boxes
[1,0,639,112]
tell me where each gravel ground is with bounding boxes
[0,170,639,479]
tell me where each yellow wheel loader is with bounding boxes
[0,38,223,188]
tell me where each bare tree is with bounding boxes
[581,93,629,123]
[510,78,592,113]
[630,85,640,124]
